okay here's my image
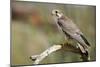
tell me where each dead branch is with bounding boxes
[30,42,89,64]
[30,45,62,64]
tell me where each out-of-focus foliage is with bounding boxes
[11,1,96,65]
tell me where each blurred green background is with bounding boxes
[11,1,96,65]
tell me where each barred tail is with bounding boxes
[77,43,90,61]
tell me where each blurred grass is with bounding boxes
[11,1,96,65]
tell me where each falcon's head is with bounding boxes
[51,9,63,18]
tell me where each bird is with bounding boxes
[51,9,91,59]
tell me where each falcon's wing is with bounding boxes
[57,18,90,47]
[80,34,90,46]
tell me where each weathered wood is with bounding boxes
[30,42,89,64]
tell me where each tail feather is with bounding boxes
[77,43,89,61]
[77,43,86,53]
[80,34,91,46]
[81,51,90,61]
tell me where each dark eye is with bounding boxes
[55,11,58,13]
